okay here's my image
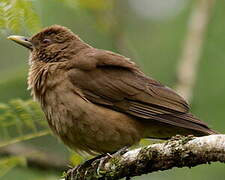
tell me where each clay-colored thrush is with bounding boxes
[8,25,217,154]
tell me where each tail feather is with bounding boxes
[143,112,218,138]
[157,113,217,136]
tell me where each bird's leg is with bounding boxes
[67,146,130,178]
[69,152,114,177]
[96,146,130,176]
[111,146,129,156]
[67,154,101,179]
[72,153,104,172]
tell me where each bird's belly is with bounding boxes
[42,89,144,154]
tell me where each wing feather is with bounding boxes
[67,49,214,134]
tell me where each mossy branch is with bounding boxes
[65,134,225,180]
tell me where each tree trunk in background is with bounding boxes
[176,0,215,102]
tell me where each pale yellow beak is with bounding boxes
[8,35,33,50]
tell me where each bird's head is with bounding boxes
[8,25,89,63]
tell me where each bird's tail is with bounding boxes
[162,112,218,136]
[144,113,218,139]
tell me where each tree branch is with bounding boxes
[65,134,225,180]
[0,143,69,171]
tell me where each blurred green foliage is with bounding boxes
[0,0,225,180]
[0,99,49,147]
[0,156,26,178]
[0,156,27,178]
[0,0,41,33]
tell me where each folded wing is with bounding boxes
[68,49,214,135]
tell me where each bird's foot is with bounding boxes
[96,146,129,176]
[69,146,130,178]
[68,155,103,179]
[96,153,112,176]
[65,165,81,180]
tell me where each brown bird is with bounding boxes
[8,25,217,155]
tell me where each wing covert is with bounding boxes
[68,50,189,117]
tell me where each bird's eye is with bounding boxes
[42,39,51,44]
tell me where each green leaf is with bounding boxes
[0,99,50,147]
[0,0,41,33]
[0,156,26,178]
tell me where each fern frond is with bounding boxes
[0,156,26,178]
[0,99,50,147]
[17,0,41,33]
[0,0,41,34]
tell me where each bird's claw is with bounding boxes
[96,146,129,176]
[96,153,111,176]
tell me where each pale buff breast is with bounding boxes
[28,62,145,154]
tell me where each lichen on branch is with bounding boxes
[65,135,225,180]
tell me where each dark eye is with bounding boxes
[42,39,51,44]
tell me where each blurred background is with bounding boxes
[0,0,224,179]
